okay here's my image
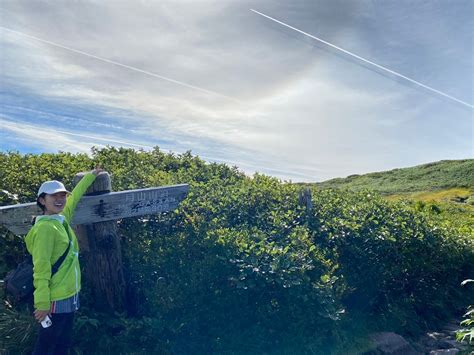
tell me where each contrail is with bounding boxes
[0,26,239,103]
[250,9,473,109]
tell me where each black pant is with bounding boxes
[32,313,74,355]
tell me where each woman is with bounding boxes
[26,167,102,354]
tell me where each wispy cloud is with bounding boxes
[0,118,104,152]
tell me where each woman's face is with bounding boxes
[39,192,68,215]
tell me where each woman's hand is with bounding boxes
[34,309,50,323]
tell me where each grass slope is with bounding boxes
[315,159,474,195]
[312,159,474,235]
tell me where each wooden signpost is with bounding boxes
[0,182,189,235]
[0,171,189,312]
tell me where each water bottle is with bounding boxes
[41,315,52,328]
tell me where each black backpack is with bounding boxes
[4,222,72,303]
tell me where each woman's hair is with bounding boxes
[37,193,47,213]
[32,193,47,225]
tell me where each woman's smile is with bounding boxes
[41,192,68,215]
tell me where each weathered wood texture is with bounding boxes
[298,187,313,213]
[73,172,125,312]
[0,183,189,235]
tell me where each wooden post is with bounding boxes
[73,171,126,313]
[298,187,313,214]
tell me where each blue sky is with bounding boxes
[1,0,472,181]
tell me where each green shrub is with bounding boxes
[456,279,474,349]
[1,148,473,353]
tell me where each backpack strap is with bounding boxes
[51,221,72,275]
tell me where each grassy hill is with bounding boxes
[311,159,474,234]
[314,159,474,198]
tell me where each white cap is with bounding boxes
[37,180,70,196]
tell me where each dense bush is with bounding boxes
[456,279,474,349]
[1,148,473,354]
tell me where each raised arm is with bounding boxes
[62,167,103,223]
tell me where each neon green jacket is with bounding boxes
[25,173,96,311]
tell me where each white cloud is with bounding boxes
[0,117,156,152]
[0,118,100,152]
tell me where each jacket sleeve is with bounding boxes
[62,172,97,223]
[31,223,57,311]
